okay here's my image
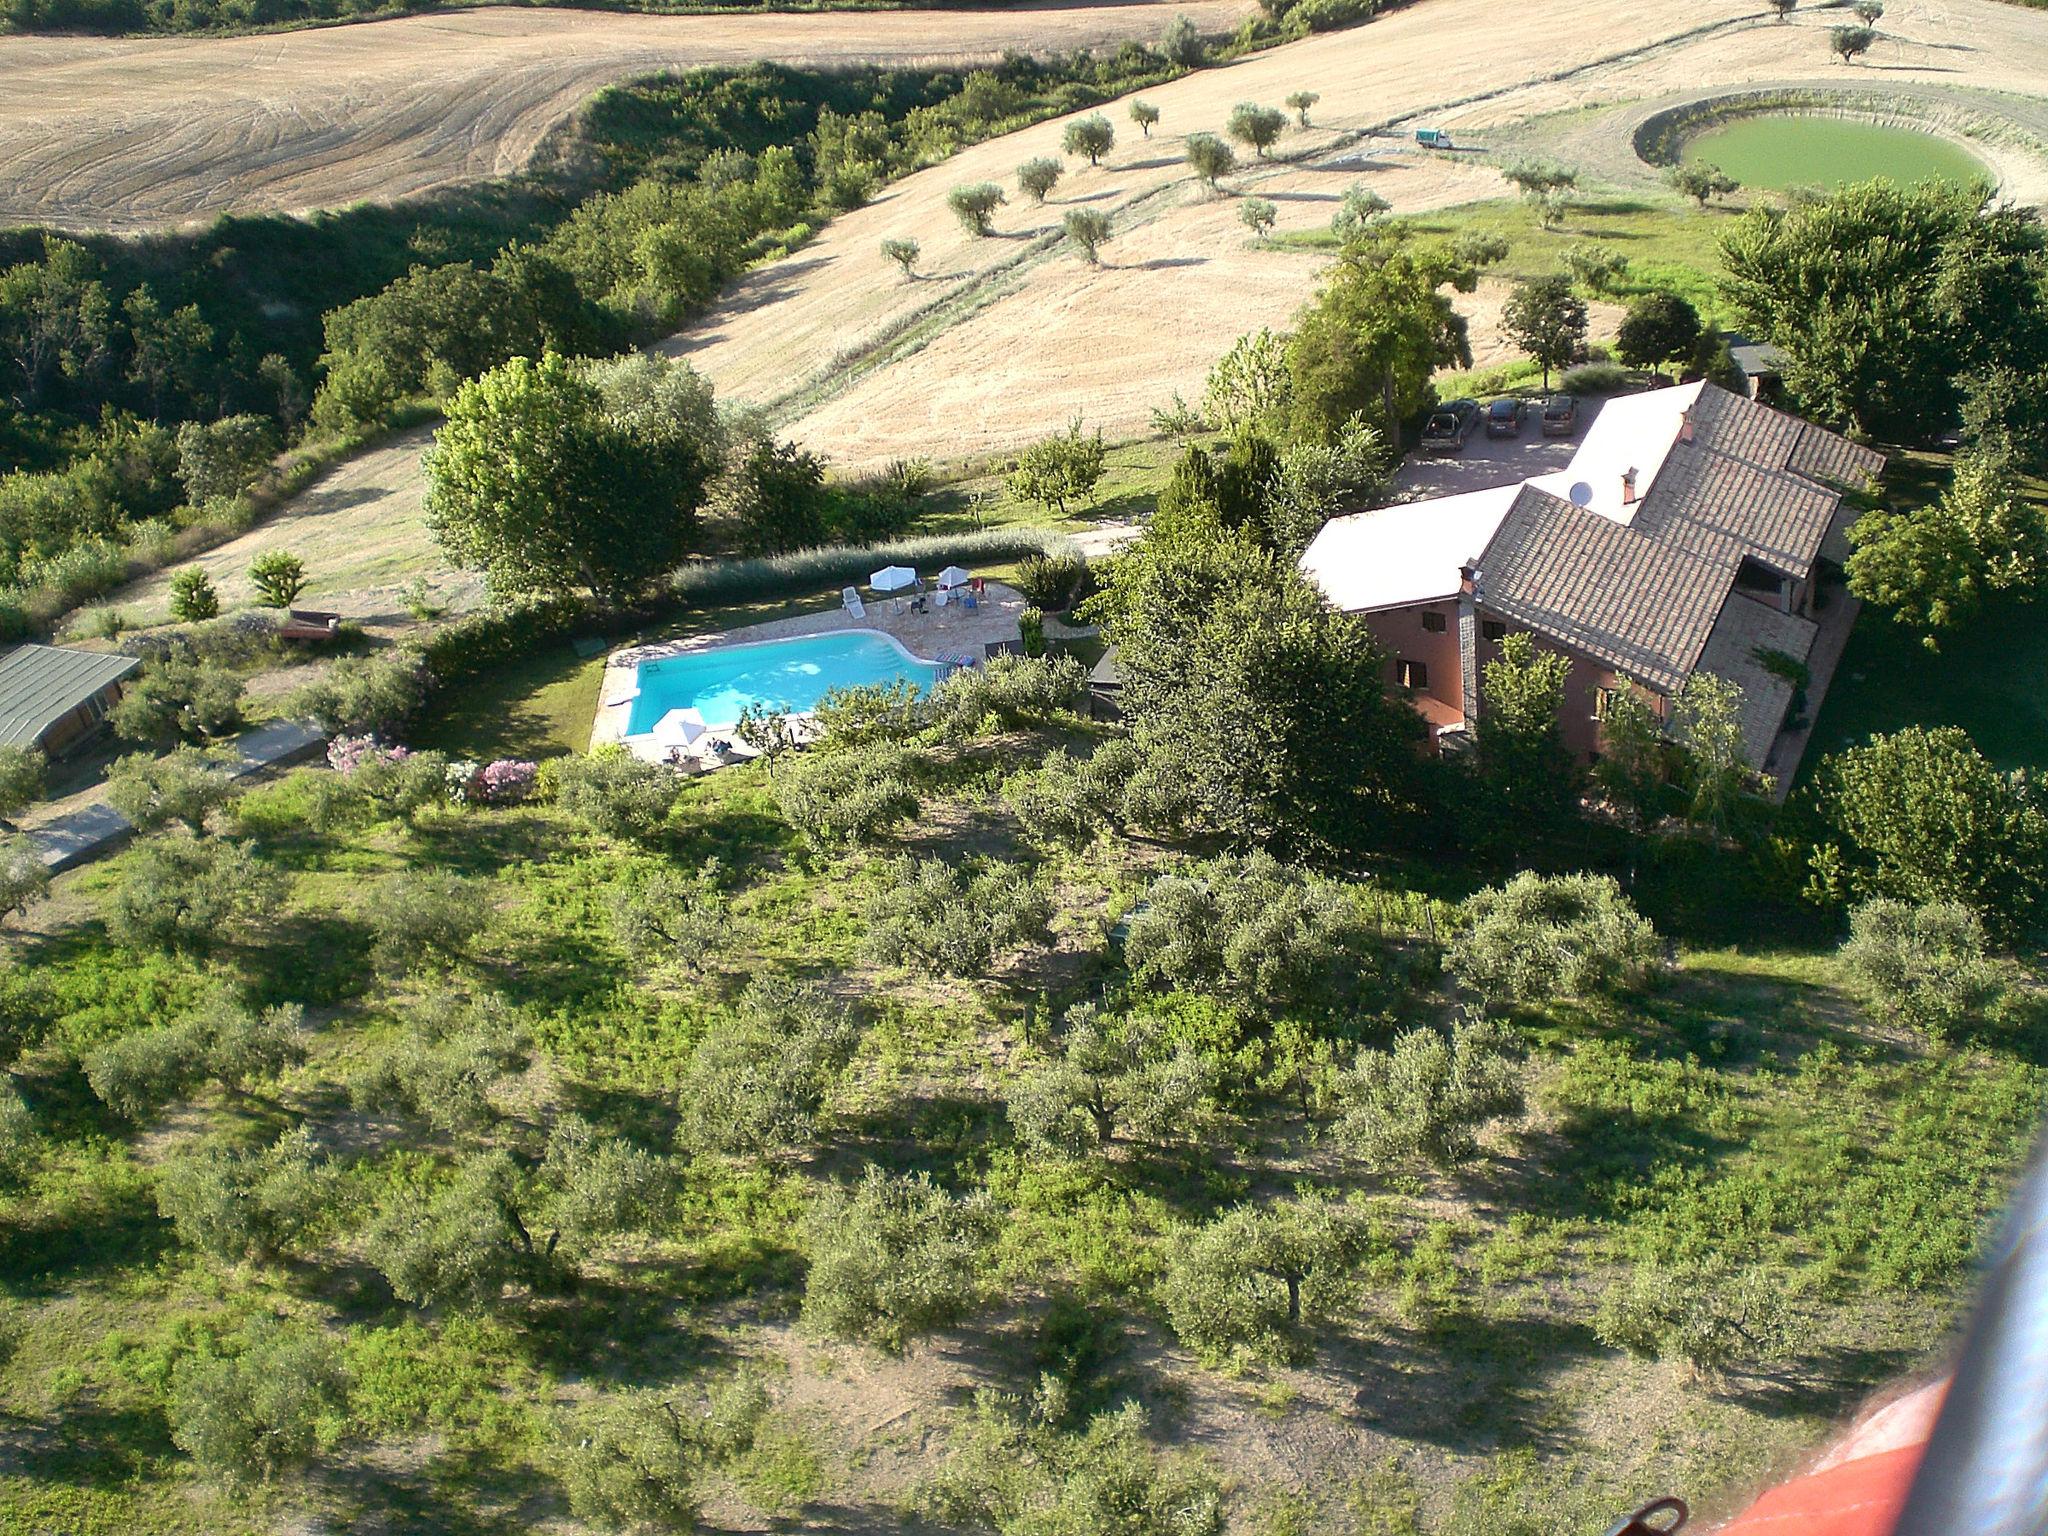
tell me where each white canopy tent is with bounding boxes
[869,565,918,592]
[935,565,972,590]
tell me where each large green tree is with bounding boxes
[1285,229,1475,444]
[1501,276,1588,390]
[1809,725,2048,941]
[424,350,721,604]
[1846,452,2048,648]
[1472,631,1580,854]
[1086,527,1426,856]
[1719,181,2048,440]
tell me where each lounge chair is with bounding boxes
[934,587,950,609]
[842,587,866,618]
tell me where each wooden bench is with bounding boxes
[279,609,341,643]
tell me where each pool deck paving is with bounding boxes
[591,582,1027,761]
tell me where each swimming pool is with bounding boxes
[624,630,944,734]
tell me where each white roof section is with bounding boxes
[1526,381,1705,525]
[1300,483,1521,613]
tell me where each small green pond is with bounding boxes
[1679,113,1990,192]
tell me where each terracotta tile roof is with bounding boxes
[1628,387,1884,581]
[1692,595,1820,770]
[1477,486,1738,695]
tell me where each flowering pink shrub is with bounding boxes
[475,759,538,804]
[443,757,538,805]
[328,734,411,776]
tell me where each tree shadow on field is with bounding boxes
[1264,189,1342,202]
[1123,155,1185,171]
[832,1090,1007,1183]
[1060,188,1119,205]
[1718,1338,1924,1420]
[292,484,388,521]
[1124,256,1206,272]
[1346,1310,1607,1452]
[328,1440,542,1536]
[0,1397,171,1488]
[0,1178,173,1296]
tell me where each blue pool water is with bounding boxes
[626,630,943,733]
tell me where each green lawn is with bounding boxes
[1281,194,1739,321]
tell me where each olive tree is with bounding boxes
[1839,899,2004,1038]
[1157,1196,1374,1364]
[0,836,49,926]
[673,978,861,1157]
[1667,161,1739,208]
[350,992,532,1132]
[0,743,47,827]
[1447,872,1660,1006]
[1334,1018,1524,1170]
[366,870,490,974]
[169,1318,351,1486]
[1225,102,1287,159]
[1331,186,1391,241]
[772,741,919,847]
[1062,115,1115,166]
[1829,22,1874,60]
[609,861,733,975]
[1595,1260,1800,1384]
[366,1121,674,1308]
[881,237,920,279]
[1063,208,1112,264]
[554,1376,768,1533]
[863,856,1052,977]
[1184,133,1238,192]
[552,747,679,841]
[104,746,234,834]
[1285,90,1320,127]
[1017,156,1063,203]
[1006,418,1107,516]
[948,182,1008,236]
[86,994,305,1119]
[1124,851,1364,1013]
[801,1167,998,1351]
[1238,197,1278,241]
[156,1125,334,1264]
[106,835,282,953]
[1006,1004,1221,1155]
[1129,99,1162,138]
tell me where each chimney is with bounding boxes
[1678,408,1695,443]
[1621,466,1639,505]
[1458,562,1478,597]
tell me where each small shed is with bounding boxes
[1725,333,1787,404]
[1088,646,1122,722]
[0,644,141,755]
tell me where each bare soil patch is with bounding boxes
[0,0,1254,232]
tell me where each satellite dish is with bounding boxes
[1567,481,1594,507]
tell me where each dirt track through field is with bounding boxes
[0,0,1253,232]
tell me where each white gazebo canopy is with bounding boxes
[870,565,918,592]
[935,565,972,590]
[652,707,706,746]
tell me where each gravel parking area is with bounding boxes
[1389,393,1612,500]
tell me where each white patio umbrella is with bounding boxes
[652,707,706,747]
[935,565,972,590]
[869,565,918,592]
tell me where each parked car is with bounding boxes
[1420,397,1481,455]
[1541,394,1578,437]
[1485,397,1525,438]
